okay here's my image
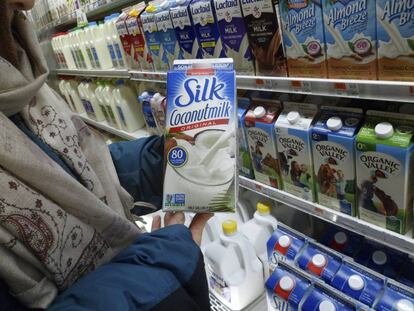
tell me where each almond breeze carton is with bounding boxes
[356,111,414,234]
[377,0,414,81]
[190,0,225,58]
[279,0,327,78]
[244,99,283,189]
[322,0,378,79]
[240,0,287,76]
[275,102,318,202]
[214,0,255,74]
[163,59,236,213]
[170,0,201,59]
[312,107,364,217]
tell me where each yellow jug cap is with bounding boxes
[129,9,138,17]
[145,4,156,12]
[257,202,270,215]
[222,220,237,236]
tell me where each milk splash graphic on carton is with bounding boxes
[163,59,236,212]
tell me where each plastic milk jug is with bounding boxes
[139,91,159,135]
[102,83,123,129]
[113,80,146,132]
[92,22,113,70]
[61,33,76,70]
[104,16,119,68]
[77,81,94,118]
[85,23,101,69]
[66,80,85,114]
[95,82,114,125]
[58,79,77,111]
[204,220,264,310]
[109,13,127,68]
[78,29,93,69]
[240,202,277,278]
[85,81,106,122]
[74,30,87,69]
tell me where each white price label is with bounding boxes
[255,79,273,90]
[290,80,312,93]
[76,9,88,27]
[130,72,143,80]
[409,86,414,97]
[333,82,360,96]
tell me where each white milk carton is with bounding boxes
[322,0,378,79]
[377,0,414,81]
[163,59,236,213]
[214,0,255,75]
[279,0,327,78]
[275,102,318,202]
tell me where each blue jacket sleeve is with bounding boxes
[48,225,210,311]
[109,136,164,214]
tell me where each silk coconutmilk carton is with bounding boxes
[356,111,414,234]
[163,59,236,212]
[377,0,414,81]
[322,0,378,79]
[244,99,283,189]
[240,0,287,76]
[214,0,255,75]
[312,107,364,217]
[275,102,318,202]
[279,0,327,77]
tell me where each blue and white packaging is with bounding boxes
[170,0,201,59]
[190,0,225,58]
[331,261,385,307]
[154,1,181,69]
[213,0,255,75]
[237,97,254,179]
[301,284,357,311]
[163,59,236,212]
[297,243,342,284]
[319,225,363,258]
[374,281,414,311]
[139,91,159,135]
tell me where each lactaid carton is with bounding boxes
[356,111,414,234]
[163,59,236,212]
[238,97,255,179]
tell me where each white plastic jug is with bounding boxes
[66,80,85,114]
[104,16,119,68]
[91,22,113,70]
[74,30,87,69]
[113,80,145,132]
[150,92,166,135]
[85,81,106,122]
[58,80,77,111]
[109,13,127,68]
[77,29,92,69]
[61,33,77,70]
[204,220,264,310]
[95,82,114,125]
[77,81,94,118]
[85,24,100,69]
[102,83,123,129]
[240,202,278,278]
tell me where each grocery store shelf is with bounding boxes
[239,176,414,256]
[79,114,150,140]
[129,71,167,83]
[54,69,130,78]
[210,292,266,311]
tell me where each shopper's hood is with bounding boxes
[0,11,49,117]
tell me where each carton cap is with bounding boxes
[319,300,336,311]
[327,117,343,131]
[311,254,327,268]
[176,0,186,4]
[160,0,169,9]
[287,111,300,124]
[375,122,394,139]
[396,299,414,311]
[278,235,291,248]
[334,232,347,245]
[348,274,364,291]
[257,202,270,215]
[372,250,387,266]
[254,106,266,118]
[279,276,294,291]
[222,220,237,236]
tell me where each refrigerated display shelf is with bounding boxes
[54,69,414,102]
[239,176,414,257]
[209,292,266,311]
[54,69,130,78]
[79,114,150,140]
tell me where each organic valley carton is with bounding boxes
[240,0,287,76]
[244,99,283,188]
[170,0,201,59]
[190,0,225,58]
[275,102,318,202]
[163,59,236,212]
[377,0,414,81]
[322,0,378,79]
[356,111,414,234]
[214,0,255,75]
[279,0,327,78]
[238,97,255,179]
[312,107,364,216]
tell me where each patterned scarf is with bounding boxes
[0,12,141,309]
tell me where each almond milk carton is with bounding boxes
[377,0,414,81]
[312,107,364,217]
[279,0,327,78]
[356,111,414,234]
[275,102,318,202]
[323,0,378,79]
[244,99,283,188]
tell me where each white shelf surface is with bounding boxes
[53,69,414,102]
[79,114,150,140]
[239,176,414,257]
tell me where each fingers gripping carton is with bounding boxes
[275,102,318,202]
[356,111,414,234]
[163,59,236,212]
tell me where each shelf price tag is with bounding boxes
[333,82,360,96]
[290,80,312,93]
[255,79,274,90]
[130,72,143,81]
[409,86,414,97]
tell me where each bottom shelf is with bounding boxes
[79,114,150,140]
[210,292,266,311]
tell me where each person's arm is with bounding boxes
[109,136,164,215]
[47,225,210,311]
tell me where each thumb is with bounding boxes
[189,213,214,246]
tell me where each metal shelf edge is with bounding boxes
[53,69,130,79]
